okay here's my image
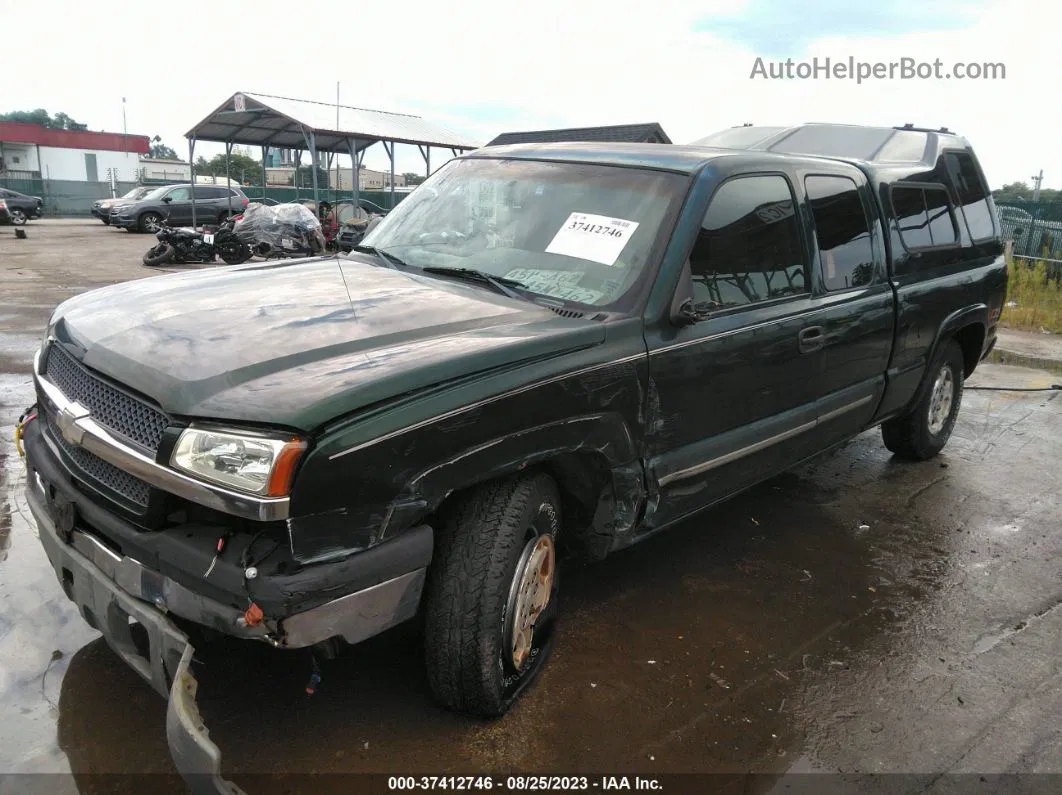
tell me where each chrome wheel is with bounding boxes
[10,209,26,225]
[927,364,955,435]
[141,213,162,232]
[505,532,556,671]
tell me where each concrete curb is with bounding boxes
[988,347,1062,376]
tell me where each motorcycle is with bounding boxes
[142,216,251,267]
[232,202,326,260]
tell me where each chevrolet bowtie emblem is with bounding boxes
[56,402,91,447]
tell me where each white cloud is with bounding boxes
[4,0,1055,187]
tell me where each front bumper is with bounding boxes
[22,411,433,790]
[110,214,136,229]
[28,476,242,795]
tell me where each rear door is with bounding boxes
[644,170,828,529]
[797,167,894,443]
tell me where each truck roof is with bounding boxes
[472,123,976,176]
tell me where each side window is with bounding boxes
[945,152,995,240]
[924,186,958,245]
[689,175,806,310]
[167,187,191,201]
[193,186,223,199]
[891,185,958,250]
[804,175,874,291]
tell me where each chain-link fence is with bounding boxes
[996,200,1062,264]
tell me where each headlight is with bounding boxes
[171,427,307,497]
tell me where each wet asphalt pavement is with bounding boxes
[1,221,1061,794]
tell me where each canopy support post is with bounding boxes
[382,140,395,209]
[189,136,197,228]
[225,141,233,216]
[261,145,268,198]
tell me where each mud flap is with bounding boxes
[167,646,247,795]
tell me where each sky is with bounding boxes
[2,0,1055,188]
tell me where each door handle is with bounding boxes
[798,325,825,353]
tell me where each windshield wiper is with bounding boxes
[351,244,409,269]
[419,266,530,301]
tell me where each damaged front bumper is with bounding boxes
[23,413,432,793]
[28,480,242,795]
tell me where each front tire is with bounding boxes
[143,242,175,267]
[424,472,561,717]
[9,209,26,225]
[882,339,965,460]
[138,212,163,233]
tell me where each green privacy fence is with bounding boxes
[996,200,1062,262]
[0,177,142,216]
[0,176,409,216]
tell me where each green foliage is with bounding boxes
[194,152,265,186]
[994,181,1060,203]
[147,135,179,160]
[402,172,426,186]
[0,108,88,130]
[1004,255,1062,333]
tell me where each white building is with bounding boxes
[138,157,191,183]
[0,121,148,183]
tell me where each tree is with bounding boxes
[402,172,426,186]
[993,181,1059,204]
[0,108,88,130]
[993,182,1032,202]
[147,135,179,160]
[203,152,264,187]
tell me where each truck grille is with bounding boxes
[42,410,152,508]
[44,343,170,452]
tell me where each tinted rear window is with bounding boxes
[945,152,996,240]
[892,185,958,249]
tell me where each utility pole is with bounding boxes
[1031,169,1044,201]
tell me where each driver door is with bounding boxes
[162,186,192,225]
[643,170,827,529]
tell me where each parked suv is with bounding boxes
[110,183,249,232]
[20,122,1006,790]
[0,187,44,224]
[91,186,155,224]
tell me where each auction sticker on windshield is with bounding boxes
[545,212,639,266]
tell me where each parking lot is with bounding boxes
[1,220,1061,794]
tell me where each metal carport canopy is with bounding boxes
[182,91,481,226]
[185,91,480,154]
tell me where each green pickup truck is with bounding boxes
[20,122,1006,792]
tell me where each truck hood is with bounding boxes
[48,256,605,431]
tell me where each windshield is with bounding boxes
[136,185,173,201]
[360,157,687,309]
[121,186,151,200]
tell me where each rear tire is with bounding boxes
[882,339,965,460]
[424,472,561,717]
[9,209,27,225]
[143,242,175,267]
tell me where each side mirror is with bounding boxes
[162,196,172,203]
[670,297,702,327]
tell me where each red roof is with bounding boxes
[0,122,150,154]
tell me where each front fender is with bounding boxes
[404,411,638,509]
